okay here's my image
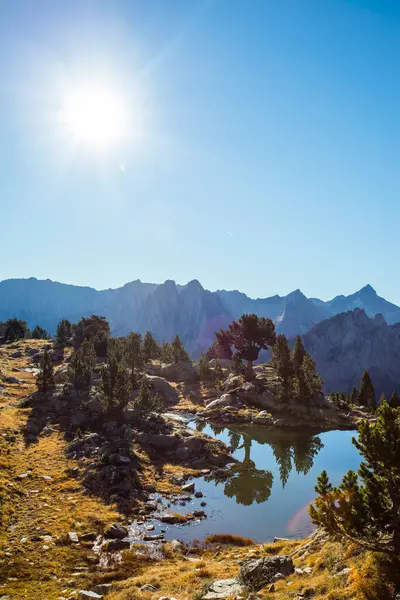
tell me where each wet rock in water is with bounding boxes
[202,578,244,599]
[104,523,128,539]
[194,491,203,498]
[239,556,294,590]
[193,510,206,518]
[159,513,184,524]
[105,539,130,551]
[182,482,195,493]
[200,501,207,507]
[144,534,164,541]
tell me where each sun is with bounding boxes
[60,83,127,150]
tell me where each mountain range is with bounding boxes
[2,277,400,394]
[2,277,400,354]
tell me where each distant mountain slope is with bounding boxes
[302,308,400,396]
[1,277,400,358]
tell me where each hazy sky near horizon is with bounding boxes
[2,0,400,302]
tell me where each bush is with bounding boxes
[204,533,254,546]
[133,378,163,415]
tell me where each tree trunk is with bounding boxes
[246,360,253,380]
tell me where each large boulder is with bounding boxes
[146,375,179,405]
[149,361,197,383]
[224,374,244,392]
[149,434,181,450]
[104,523,128,539]
[239,555,294,590]
[205,393,238,410]
[202,578,244,599]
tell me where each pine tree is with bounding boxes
[160,341,174,363]
[389,391,400,409]
[358,370,376,411]
[197,352,212,381]
[31,325,50,340]
[100,357,131,415]
[292,336,306,373]
[133,377,163,415]
[293,353,323,404]
[36,349,54,393]
[171,335,190,363]
[125,332,143,386]
[348,386,358,407]
[67,340,96,390]
[271,334,294,401]
[310,401,400,555]
[223,314,276,380]
[142,331,160,362]
[231,353,246,376]
[56,319,72,346]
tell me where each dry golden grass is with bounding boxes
[0,341,394,600]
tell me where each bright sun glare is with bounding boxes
[60,84,127,150]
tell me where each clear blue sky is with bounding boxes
[2,0,400,301]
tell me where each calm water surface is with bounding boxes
[157,423,361,543]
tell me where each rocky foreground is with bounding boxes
[0,341,385,600]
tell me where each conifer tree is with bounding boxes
[231,353,246,376]
[348,386,358,407]
[31,325,50,340]
[223,314,276,379]
[310,401,400,555]
[358,370,376,411]
[133,377,163,415]
[160,341,174,363]
[56,319,72,346]
[100,356,131,415]
[271,334,293,401]
[37,349,54,393]
[142,331,160,362]
[197,352,212,381]
[292,336,306,373]
[67,340,96,390]
[390,390,400,409]
[293,353,323,404]
[171,335,190,363]
[125,332,143,386]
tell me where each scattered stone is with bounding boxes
[159,513,185,524]
[239,556,294,590]
[194,491,204,498]
[140,584,158,592]
[202,578,244,599]
[303,566,312,575]
[193,510,206,518]
[294,567,304,575]
[143,534,164,541]
[93,584,112,595]
[17,473,29,479]
[145,524,155,531]
[170,539,184,552]
[336,567,352,577]
[42,475,53,481]
[273,573,285,581]
[68,532,79,544]
[80,532,97,542]
[200,501,207,507]
[104,523,128,539]
[78,592,103,599]
[182,482,195,493]
[105,539,130,551]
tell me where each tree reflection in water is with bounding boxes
[201,423,324,506]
